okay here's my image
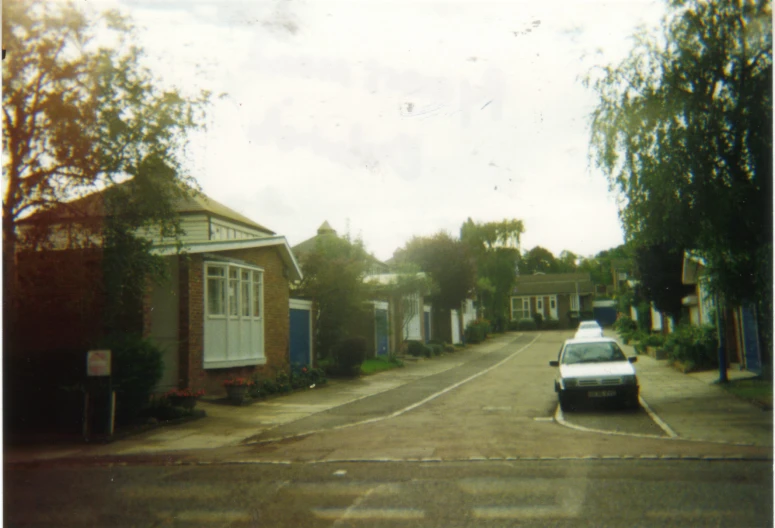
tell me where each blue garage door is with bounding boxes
[289,300,312,366]
[375,308,389,357]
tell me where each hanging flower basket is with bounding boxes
[223,378,254,404]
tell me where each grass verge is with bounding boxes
[360,357,404,375]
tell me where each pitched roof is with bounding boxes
[19,180,274,235]
[512,272,595,296]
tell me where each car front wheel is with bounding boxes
[558,392,574,412]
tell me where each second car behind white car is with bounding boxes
[574,320,603,339]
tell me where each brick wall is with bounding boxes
[179,247,291,395]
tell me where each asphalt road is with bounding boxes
[5,333,772,526]
[6,460,772,527]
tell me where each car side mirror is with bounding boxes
[549,360,559,367]
[628,357,638,363]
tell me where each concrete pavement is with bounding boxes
[5,331,772,465]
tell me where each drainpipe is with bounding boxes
[715,294,728,383]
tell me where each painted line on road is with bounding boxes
[638,396,679,437]
[553,404,670,441]
[312,508,425,520]
[248,335,541,445]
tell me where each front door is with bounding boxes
[289,300,312,366]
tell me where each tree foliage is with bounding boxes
[393,231,476,311]
[3,2,211,338]
[297,235,372,360]
[587,0,772,306]
[633,242,694,319]
[460,218,524,331]
[521,246,559,274]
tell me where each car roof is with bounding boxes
[579,320,600,326]
[563,336,617,346]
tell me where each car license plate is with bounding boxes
[588,390,616,398]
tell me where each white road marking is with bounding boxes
[313,508,425,520]
[638,396,679,437]
[534,416,554,422]
[554,405,676,440]
[293,482,401,495]
[155,510,251,522]
[472,506,577,519]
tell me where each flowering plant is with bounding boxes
[223,377,255,388]
[165,387,205,398]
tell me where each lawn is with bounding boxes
[360,357,404,375]
[721,377,773,409]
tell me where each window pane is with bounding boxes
[253,281,261,317]
[241,270,250,281]
[229,279,238,316]
[229,268,238,279]
[207,266,225,277]
[241,279,250,317]
[207,277,225,315]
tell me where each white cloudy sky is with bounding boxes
[108,0,665,261]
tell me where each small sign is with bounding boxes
[87,350,111,377]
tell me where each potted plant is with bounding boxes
[223,377,254,404]
[165,387,205,410]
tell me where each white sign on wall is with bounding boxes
[87,350,111,377]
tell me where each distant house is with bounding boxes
[510,272,595,328]
[14,182,303,397]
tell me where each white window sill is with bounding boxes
[204,357,267,370]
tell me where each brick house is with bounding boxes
[14,183,303,397]
[510,272,596,328]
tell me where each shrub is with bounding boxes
[614,315,638,334]
[543,318,560,330]
[444,344,456,353]
[532,312,543,329]
[508,319,520,331]
[642,333,666,348]
[517,318,537,331]
[429,343,443,356]
[465,320,491,343]
[333,337,367,376]
[664,324,718,370]
[100,333,163,425]
[406,340,426,357]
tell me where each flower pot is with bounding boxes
[226,385,249,404]
[168,395,197,410]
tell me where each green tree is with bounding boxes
[633,242,694,320]
[298,235,372,360]
[3,2,210,339]
[522,246,559,274]
[460,218,524,331]
[558,250,579,273]
[587,1,771,311]
[393,231,476,311]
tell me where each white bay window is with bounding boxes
[204,262,264,368]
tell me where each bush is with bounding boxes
[508,319,520,331]
[517,318,537,331]
[614,315,638,343]
[664,324,718,370]
[444,344,456,353]
[333,337,366,376]
[532,312,543,329]
[542,318,560,330]
[429,343,443,356]
[406,340,426,357]
[642,333,666,348]
[465,320,490,343]
[100,333,164,425]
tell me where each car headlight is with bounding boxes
[562,378,578,389]
[622,375,638,386]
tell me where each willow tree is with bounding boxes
[587,0,772,348]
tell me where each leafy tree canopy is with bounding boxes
[587,0,772,305]
[522,246,559,274]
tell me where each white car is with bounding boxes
[574,320,603,339]
[550,337,639,411]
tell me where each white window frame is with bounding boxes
[204,261,265,369]
[511,296,532,320]
[571,294,580,311]
[536,297,544,313]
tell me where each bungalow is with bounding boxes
[510,272,595,328]
[14,183,303,396]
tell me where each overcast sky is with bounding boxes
[111,0,665,261]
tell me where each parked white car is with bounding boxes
[574,320,603,339]
[549,336,639,411]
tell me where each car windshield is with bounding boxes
[579,322,599,329]
[562,342,626,364]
